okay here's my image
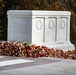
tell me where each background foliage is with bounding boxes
[0,0,76,45]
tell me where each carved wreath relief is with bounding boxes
[60,20,65,29]
[36,21,42,30]
[48,20,54,29]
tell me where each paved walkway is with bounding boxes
[0,56,76,75]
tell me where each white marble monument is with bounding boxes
[7,10,75,50]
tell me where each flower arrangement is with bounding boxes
[0,41,76,60]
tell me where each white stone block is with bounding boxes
[7,10,75,50]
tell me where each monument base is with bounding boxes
[45,44,75,51]
[37,42,75,51]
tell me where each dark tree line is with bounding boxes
[0,0,20,40]
[0,0,76,44]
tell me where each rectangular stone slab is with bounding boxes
[7,10,75,50]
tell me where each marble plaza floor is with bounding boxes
[0,56,76,75]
